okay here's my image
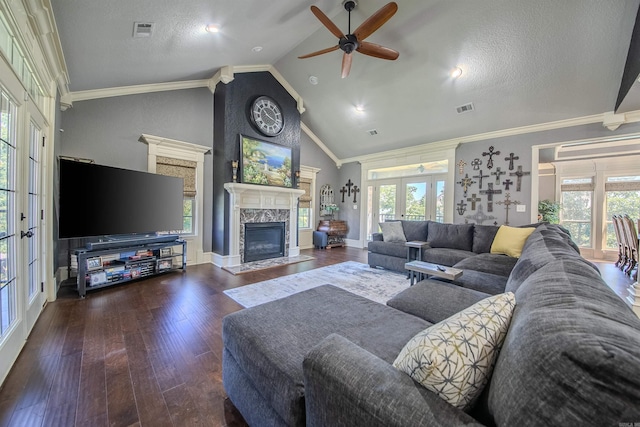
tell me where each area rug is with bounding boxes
[222,255,315,275]
[223,261,409,307]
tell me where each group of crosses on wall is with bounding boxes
[456,146,530,225]
[340,179,359,203]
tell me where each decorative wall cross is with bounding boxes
[465,204,496,225]
[471,158,482,170]
[456,200,468,215]
[495,193,520,226]
[479,183,502,212]
[466,193,481,210]
[352,185,360,203]
[340,186,348,203]
[456,173,476,197]
[482,146,501,169]
[473,170,490,189]
[345,179,354,196]
[502,178,513,190]
[457,159,467,175]
[504,152,519,170]
[492,167,506,185]
[509,165,531,191]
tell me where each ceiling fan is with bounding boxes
[299,1,399,78]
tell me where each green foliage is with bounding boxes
[538,199,560,223]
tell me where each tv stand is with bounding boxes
[73,237,186,297]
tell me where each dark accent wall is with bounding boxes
[212,72,301,255]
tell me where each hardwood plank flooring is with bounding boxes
[0,247,633,427]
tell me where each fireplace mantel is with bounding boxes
[223,183,305,267]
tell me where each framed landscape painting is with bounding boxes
[240,135,292,188]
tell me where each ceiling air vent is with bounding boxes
[133,22,155,38]
[456,102,474,114]
[367,129,378,136]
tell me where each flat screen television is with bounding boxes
[58,159,184,239]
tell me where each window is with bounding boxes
[156,156,197,236]
[298,177,312,229]
[435,180,445,223]
[604,176,640,249]
[560,177,593,247]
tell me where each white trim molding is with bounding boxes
[139,133,211,265]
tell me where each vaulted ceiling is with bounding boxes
[51,0,640,160]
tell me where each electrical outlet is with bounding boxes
[516,204,526,213]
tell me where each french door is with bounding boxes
[368,175,446,238]
[0,65,48,384]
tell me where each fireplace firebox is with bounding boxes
[244,222,286,263]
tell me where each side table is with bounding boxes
[405,241,429,278]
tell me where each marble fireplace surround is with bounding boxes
[224,183,305,267]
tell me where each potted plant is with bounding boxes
[538,199,560,223]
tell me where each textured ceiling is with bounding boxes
[51,0,640,159]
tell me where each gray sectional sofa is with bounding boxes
[368,220,543,295]
[222,224,640,426]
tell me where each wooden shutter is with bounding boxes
[156,156,197,197]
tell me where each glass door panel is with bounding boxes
[404,181,426,221]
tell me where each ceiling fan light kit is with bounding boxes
[298,1,399,78]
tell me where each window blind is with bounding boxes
[299,178,312,208]
[156,156,197,197]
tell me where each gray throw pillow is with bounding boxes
[379,221,407,243]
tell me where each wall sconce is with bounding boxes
[295,170,300,188]
[232,160,239,183]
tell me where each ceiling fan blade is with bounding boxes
[298,45,340,59]
[341,52,353,79]
[311,5,345,40]
[357,41,399,60]
[354,2,398,41]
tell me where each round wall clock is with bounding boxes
[250,96,284,136]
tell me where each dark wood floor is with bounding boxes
[0,248,633,427]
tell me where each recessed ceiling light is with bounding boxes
[308,75,319,85]
[451,67,463,78]
[252,46,263,53]
[355,104,365,113]
[205,24,220,33]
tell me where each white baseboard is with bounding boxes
[345,238,365,249]
[211,252,241,268]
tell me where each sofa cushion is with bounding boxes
[490,225,535,258]
[367,240,407,258]
[393,292,516,410]
[387,279,490,324]
[379,221,407,243]
[427,222,474,251]
[486,259,640,425]
[423,248,476,266]
[222,285,431,425]
[472,225,500,254]
[506,224,593,293]
[446,270,509,295]
[401,220,430,242]
[453,253,517,278]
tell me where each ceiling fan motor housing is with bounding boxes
[343,0,357,12]
[340,34,359,53]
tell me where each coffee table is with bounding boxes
[405,260,463,285]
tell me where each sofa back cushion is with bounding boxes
[427,222,474,251]
[506,224,591,293]
[401,220,430,242]
[485,259,640,425]
[472,225,500,253]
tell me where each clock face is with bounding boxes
[251,96,284,136]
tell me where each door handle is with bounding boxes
[21,230,34,239]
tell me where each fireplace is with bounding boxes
[244,222,286,262]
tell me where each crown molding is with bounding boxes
[67,79,211,105]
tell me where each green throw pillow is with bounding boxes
[393,292,516,410]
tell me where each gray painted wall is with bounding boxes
[299,131,341,229]
[337,162,361,240]
[56,88,214,259]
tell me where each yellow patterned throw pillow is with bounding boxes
[393,292,516,410]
